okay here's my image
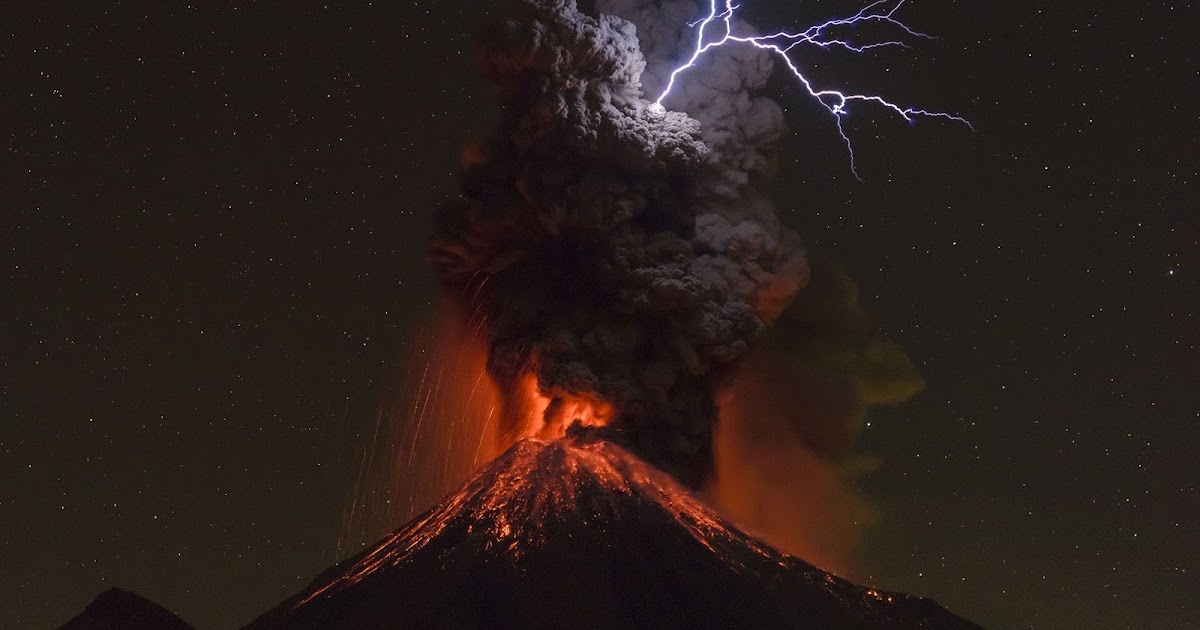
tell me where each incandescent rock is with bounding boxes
[245,431,982,630]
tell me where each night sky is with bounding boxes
[4,2,1195,629]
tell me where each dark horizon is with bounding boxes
[5,1,1195,629]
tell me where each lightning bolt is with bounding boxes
[650,0,972,180]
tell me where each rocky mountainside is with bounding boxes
[57,587,195,630]
[244,432,982,630]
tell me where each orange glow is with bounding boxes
[307,436,790,608]
[460,141,486,168]
[338,304,507,556]
[341,301,864,581]
[339,304,615,556]
[707,366,876,579]
[511,370,614,441]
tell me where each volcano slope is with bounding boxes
[58,588,195,630]
[245,431,981,630]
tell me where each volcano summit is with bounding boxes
[245,431,980,630]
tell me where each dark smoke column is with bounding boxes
[429,0,806,487]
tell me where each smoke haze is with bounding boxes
[711,255,925,574]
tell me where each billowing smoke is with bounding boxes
[592,0,929,574]
[430,0,806,487]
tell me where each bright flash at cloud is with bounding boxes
[655,0,972,180]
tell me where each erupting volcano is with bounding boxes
[307,0,973,625]
[291,0,975,626]
[61,0,981,628]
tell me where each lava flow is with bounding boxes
[247,430,979,629]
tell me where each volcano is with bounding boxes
[244,430,981,630]
[58,587,195,630]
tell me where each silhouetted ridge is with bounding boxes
[58,587,194,630]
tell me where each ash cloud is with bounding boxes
[429,0,807,486]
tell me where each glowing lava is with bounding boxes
[306,434,818,607]
[511,370,615,441]
[339,305,618,556]
[252,433,980,630]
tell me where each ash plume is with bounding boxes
[429,0,806,487]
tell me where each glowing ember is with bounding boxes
[512,370,615,441]
[339,309,619,555]
[307,434,804,606]
[255,432,980,630]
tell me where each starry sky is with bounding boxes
[3,2,1195,629]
